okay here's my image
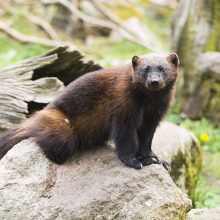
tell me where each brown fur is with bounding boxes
[0,53,179,169]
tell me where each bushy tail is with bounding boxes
[0,109,75,163]
[0,127,30,160]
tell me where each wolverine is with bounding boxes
[0,53,179,169]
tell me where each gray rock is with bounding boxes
[197,52,220,82]
[187,207,220,220]
[0,122,193,220]
[153,122,202,199]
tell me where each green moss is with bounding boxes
[198,79,220,122]
[168,111,220,208]
[177,16,198,99]
[185,137,202,201]
[170,137,202,202]
[179,206,191,220]
[205,1,220,52]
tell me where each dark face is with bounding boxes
[132,53,179,91]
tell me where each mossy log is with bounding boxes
[0,46,101,131]
[172,0,220,123]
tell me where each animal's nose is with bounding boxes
[150,79,159,86]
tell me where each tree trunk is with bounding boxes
[171,0,220,123]
[0,46,101,131]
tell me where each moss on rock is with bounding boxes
[172,0,220,122]
[153,122,202,203]
[205,1,220,52]
[170,133,202,202]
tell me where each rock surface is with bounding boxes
[153,122,202,199]
[0,122,194,220]
[198,52,220,82]
[187,207,220,220]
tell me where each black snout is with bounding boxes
[146,78,161,91]
[150,79,159,86]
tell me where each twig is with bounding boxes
[23,12,58,40]
[90,0,162,52]
[90,0,134,36]
[2,1,58,40]
[0,22,76,49]
[41,0,117,29]
[41,0,161,51]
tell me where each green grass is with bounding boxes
[167,109,220,154]
[0,8,219,209]
[167,109,220,208]
[194,152,220,208]
[179,118,220,208]
[0,34,50,67]
[0,34,148,68]
[181,119,220,153]
[85,38,150,67]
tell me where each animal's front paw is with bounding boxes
[138,157,159,166]
[161,160,170,171]
[119,156,143,169]
[138,155,170,171]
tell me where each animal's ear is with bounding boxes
[132,55,140,68]
[167,53,179,67]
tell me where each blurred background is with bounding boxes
[0,0,219,209]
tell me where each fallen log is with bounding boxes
[0,46,101,131]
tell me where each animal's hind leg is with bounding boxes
[35,133,75,164]
[24,109,76,164]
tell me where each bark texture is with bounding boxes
[0,46,101,131]
[172,0,220,122]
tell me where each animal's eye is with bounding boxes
[141,66,150,78]
[144,66,150,72]
[158,65,164,71]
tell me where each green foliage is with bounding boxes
[194,152,220,208]
[0,1,219,209]
[167,103,220,153]
[106,1,145,20]
[181,119,220,153]
[86,38,149,67]
[145,16,171,52]
[205,1,220,51]
[0,34,50,67]
[167,107,220,208]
